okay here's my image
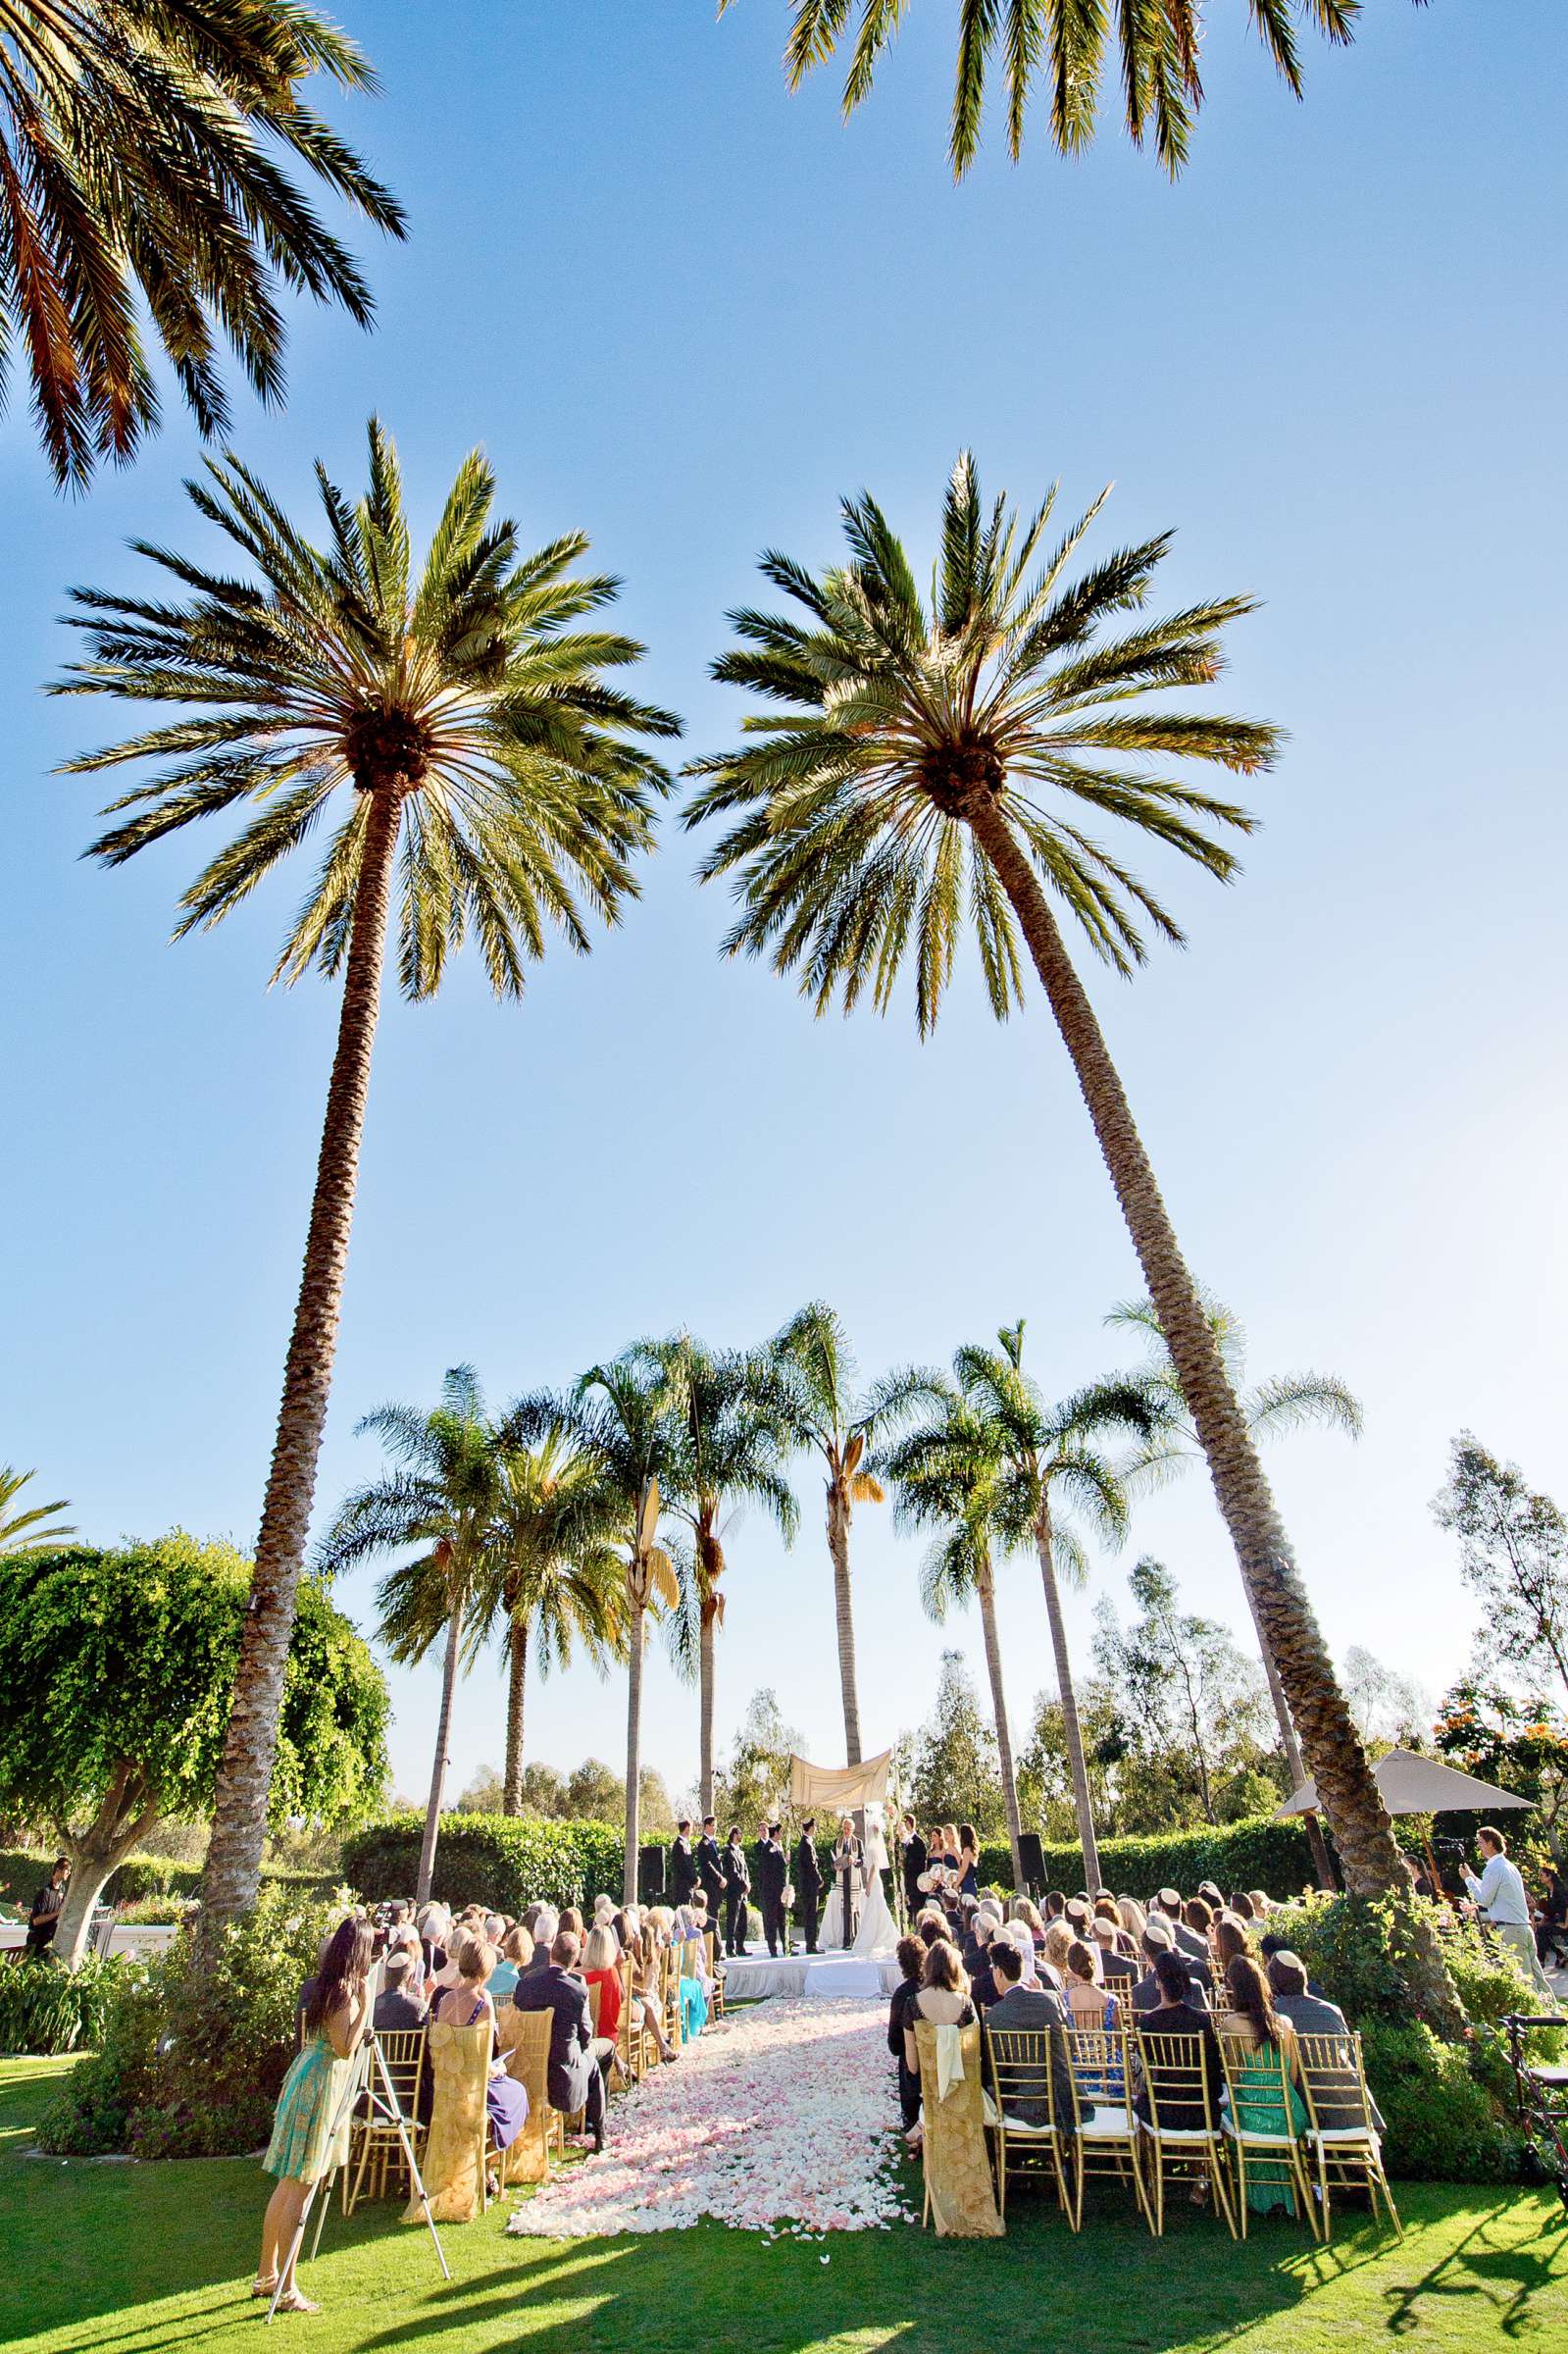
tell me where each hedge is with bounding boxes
[339,1813,627,1915]
[973,1816,1323,1902]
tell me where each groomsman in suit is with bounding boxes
[758,1823,788,1957]
[722,1825,751,1955]
[670,1820,698,1909]
[793,1818,824,1955]
[899,1813,928,1917]
[696,1816,726,1928]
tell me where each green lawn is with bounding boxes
[3,2057,1564,2354]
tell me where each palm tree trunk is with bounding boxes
[1246,1600,1337,1887]
[1035,1504,1102,1894]
[418,1596,464,1904]
[699,1606,717,1820]
[504,1616,529,1816]
[202,783,405,1922]
[967,799,1460,2025]
[976,1565,1025,1893]
[827,1478,863,1766]
[624,1590,645,1905]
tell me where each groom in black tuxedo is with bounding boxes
[899,1813,928,1917]
[696,1816,726,1928]
[793,1818,823,1955]
[757,1823,788,1957]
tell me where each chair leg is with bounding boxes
[1209,2138,1238,2239]
[1235,2149,1249,2238]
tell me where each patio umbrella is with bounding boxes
[1279,1747,1531,1892]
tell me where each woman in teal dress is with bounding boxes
[1222,1954,1309,2219]
[255,1917,374,2313]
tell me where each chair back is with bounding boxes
[616,1956,638,2072]
[1135,2027,1218,2132]
[373,2024,427,2119]
[704,1931,717,1976]
[1218,2026,1298,2137]
[587,1976,602,2035]
[495,2001,553,2183]
[986,2025,1064,2128]
[1063,2022,1125,2106]
[1294,2030,1374,2133]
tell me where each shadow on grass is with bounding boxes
[1382,2204,1568,2339]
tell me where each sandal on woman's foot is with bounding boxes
[274,2290,321,2315]
[250,2277,279,2299]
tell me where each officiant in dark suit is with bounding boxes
[832,1816,862,1947]
[793,1818,823,1954]
[899,1814,927,1917]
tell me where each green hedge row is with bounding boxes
[974,1816,1323,1902]
[339,1813,627,1915]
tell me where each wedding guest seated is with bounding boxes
[915,1908,946,1948]
[1132,1951,1220,2130]
[904,1938,977,2084]
[429,1936,530,2186]
[1132,1919,1186,2015]
[1010,1896,1048,1951]
[582,1923,625,2043]
[1117,1895,1147,1945]
[961,1910,1002,2006]
[511,1928,609,2154]
[983,1936,1081,2132]
[1044,1890,1067,1922]
[1092,1913,1138,1988]
[887,1934,925,2130]
[1258,1929,1321,1992]
[1246,1890,1273,1919]
[1153,1888,1208,1965]
[519,1907,558,1977]
[1230,1891,1257,1922]
[1219,1954,1309,2220]
[1041,1919,1075,1986]
[1065,1937,1118,2028]
[1211,1913,1253,1980]
[630,1920,679,2065]
[373,1944,428,2031]
[489,1922,533,2003]
[1064,1896,1093,1941]
[558,1907,585,1942]
[1265,1951,1384,2132]
[417,1902,451,1981]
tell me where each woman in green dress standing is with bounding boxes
[254,1917,374,2312]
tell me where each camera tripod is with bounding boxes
[267,2027,449,2323]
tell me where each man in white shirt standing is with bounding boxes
[1462,1826,1557,2001]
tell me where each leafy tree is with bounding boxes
[635,1335,798,1815]
[726,0,1402,179]
[564,1758,622,1820]
[885,1391,1029,1885]
[715,1687,802,1837]
[473,1427,626,1816]
[1434,1437,1568,1709]
[1108,1289,1360,1873]
[515,1761,569,1817]
[1434,1681,1568,1864]
[0,1533,386,1964]
[1094,1558,1276,1827]
[1,1,405,486]
[457,1764,506,1814]
[770,1302,934,1765]
[1341,1646,1431,1750]
[907,1651,1005,1841]
[0,1464,75,1560]
[60,422,680,1923]
[316,1365,510,1904]
[510,1353,685,1901]
[686,455,1413,1938]
[949,1320,1151,1891]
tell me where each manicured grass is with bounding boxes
[3,2057,1565,2354]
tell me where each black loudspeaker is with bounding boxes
[1017,1833,1046,1895]
[638,1845,667,1902]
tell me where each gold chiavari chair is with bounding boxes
[1216,2029,1317,2239]
[344,2024,428,2214]
[1063,2023,1150,2228]
[497,2003,558,2182]
[1131,2027,1235,2237]
[660,1941,683,2050]
[704,1931,727,2019]
[982,2026,1075,2225]
[1295,2030,1401,2239]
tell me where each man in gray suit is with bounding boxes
[982,1939,1086,2130]
[1266,1951,1384,2132]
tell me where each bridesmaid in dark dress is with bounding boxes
[957,1823,981,1900]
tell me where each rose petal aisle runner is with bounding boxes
[506,1996,914,2238]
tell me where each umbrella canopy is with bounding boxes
[1278,1747,1534,1819]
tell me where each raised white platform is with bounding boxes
[720,1947,899,2001]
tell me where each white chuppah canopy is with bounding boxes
[788,1749,892,1814]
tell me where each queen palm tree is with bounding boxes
[1,1,404,485]
[1109,1291,1360,1846]
[683,453,1427,1954]
[884,1385,1027,1890]
[59,421,681,1921]
[315,1366,507,1903]
[508,1353,684,1902]
[952,1322,1154,1892]
[480,1429,627,1816]
[770,1303,936,1765]
[0,1464,75,1560]
[633,1336,799,1816]
[726,1,1391,179]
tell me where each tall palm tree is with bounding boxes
[479,1429,627,1816]
[1108,1289,1361,1882]
[315,1366,507,1904]
[884,1385,1027,1890]
[634,1335,799,1817]
[60,421,681,1922]
[509,1353,683,1902]
[952,1321,1154,1893]
[683,453,1421,1941]
[770,1303,936,1765]
[1,1,404,485]
[0,1464,75,1559]
[726,0,1386,179]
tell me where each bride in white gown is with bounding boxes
[818,1803,896,1957]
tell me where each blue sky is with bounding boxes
[3,3,1565,1810]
